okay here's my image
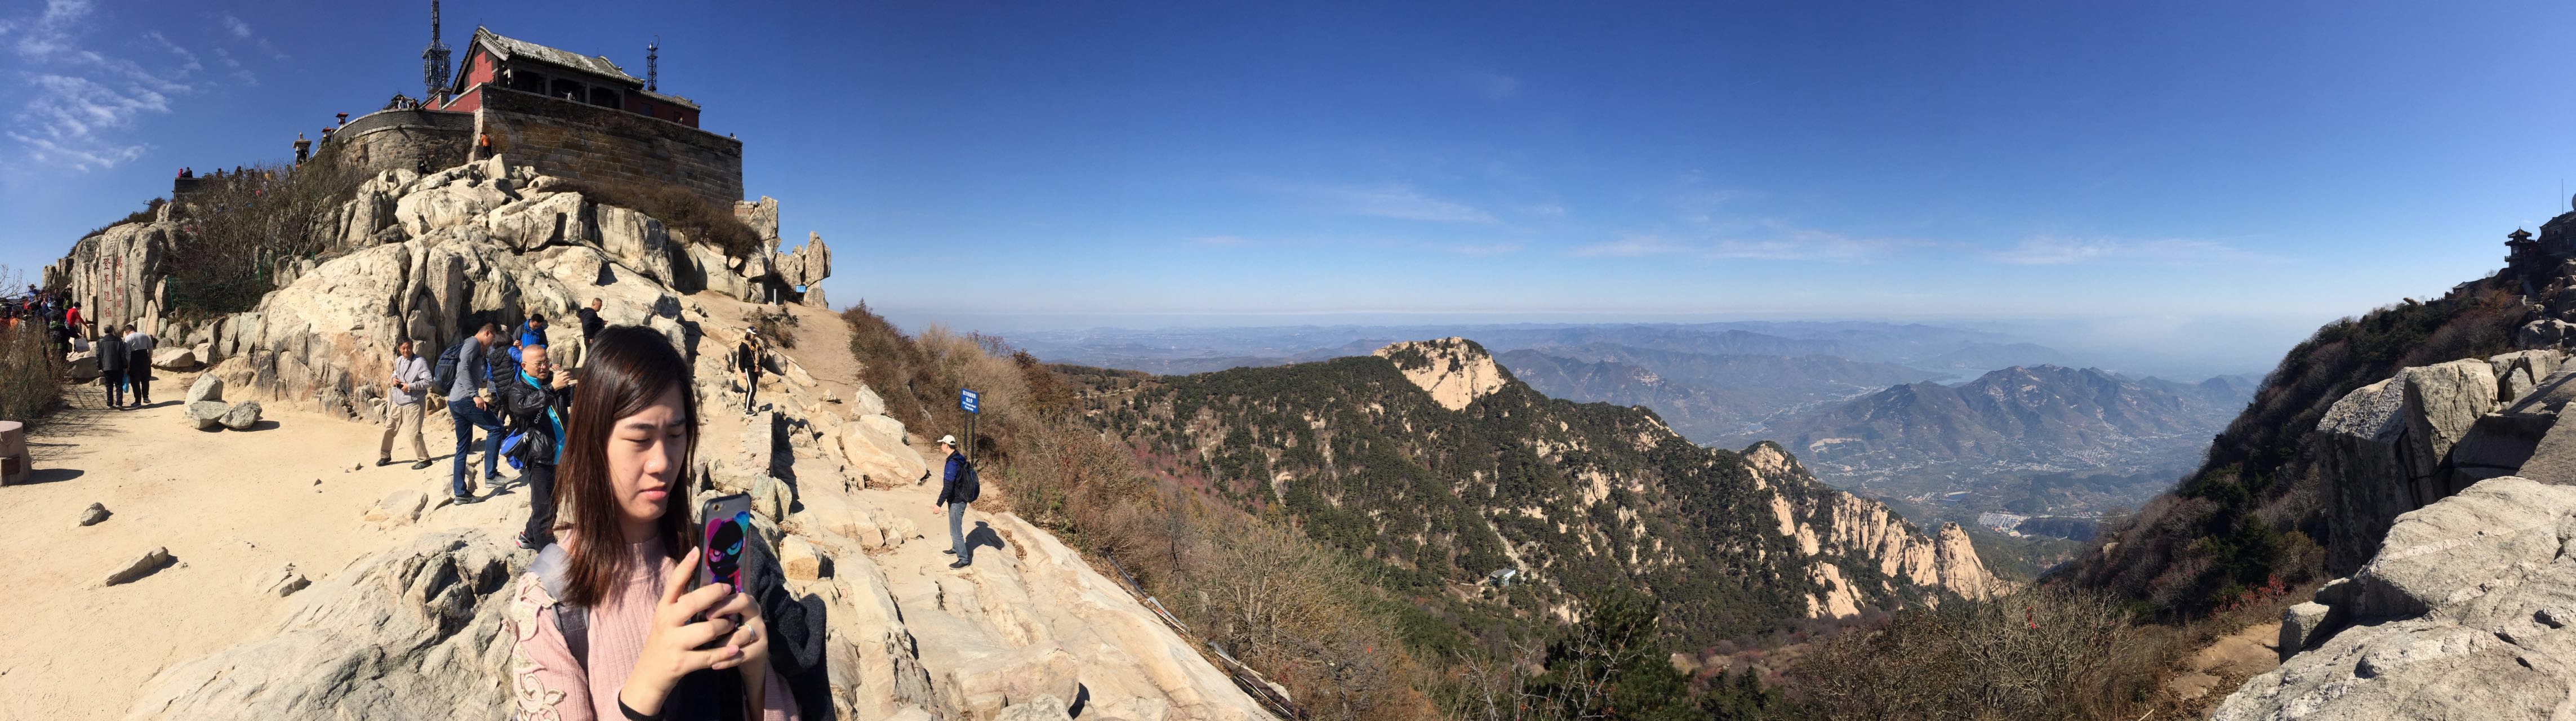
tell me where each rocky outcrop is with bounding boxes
[51,158,838,425]
[1743,443,2002,606]
[2312,350,2571,572]
[125,530,520,720]
[2212,477,2576,719]
[1373,337,1511,411]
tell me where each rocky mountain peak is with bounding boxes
[1373,336,1511,411]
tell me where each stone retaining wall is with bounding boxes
[320,110,474,176]
[473,86,744,205]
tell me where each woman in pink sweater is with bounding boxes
[507,326,799,720]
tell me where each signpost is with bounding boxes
[959,389,980,462]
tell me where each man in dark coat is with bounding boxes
[498,343,572,550]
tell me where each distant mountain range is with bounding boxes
[1720,364,2254,525]
[1496,345,1939,442]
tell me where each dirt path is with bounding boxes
[0,377,536,721]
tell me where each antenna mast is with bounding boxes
[647,37,659,92]
[421,0,452,101]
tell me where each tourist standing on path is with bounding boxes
[448,323,508,502]
[122,324,153,407]
[932,435,976,569]
[577,298,604,364]
[95,330,126,409]
[504,325,798,721]
[500,343,573,550]
[63,304,83,340]
[380,339,434,470]
[735,330,763,416]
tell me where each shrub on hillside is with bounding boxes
[1788,587,2156,721]
[0,318,63,423]
[83,198,164,240]
[748,306,800,349]
[167,161,366,315]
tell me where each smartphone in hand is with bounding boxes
[693,492,753,649]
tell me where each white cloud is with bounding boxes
[145,30,199,73]
[0,1,239,171]
[220,14,249,39]
[11,0,91,59]
[1468,72,1520,100]
[1573,229,1900,262]
[1307,184,1497,224]
[1573,234,1690,257]
[1987,236,2271,266]
[1436,242,1521,256]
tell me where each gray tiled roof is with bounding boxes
[470,27,641,85]
[638,89,700,109]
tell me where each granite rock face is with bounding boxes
[2313,350,2574,572]
[2213,477,2576,720]
[124,531,521,720]
[51,159,835,422]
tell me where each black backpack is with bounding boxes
[959,457,981,502]
[429,340,467,398]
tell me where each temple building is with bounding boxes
[315,10,741,206]
[430,28,702,128]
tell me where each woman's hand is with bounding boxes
[705,586,771,691]
[617,548,746,716]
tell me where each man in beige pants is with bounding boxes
[379,339,435,470]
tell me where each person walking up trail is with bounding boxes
[448,323,508,502]
[932,435,978,569]
[735,329,763,416]
[95,330,127,410]
[122,324,154,406]
[500,343,573,550]
[380,339,434,470]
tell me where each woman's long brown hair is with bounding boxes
[557,325,700,608]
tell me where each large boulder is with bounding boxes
[150,346,200,371]
[2213,477,2576,719]
[596,205,677,285]
[481,192,586,251]
[395,176,514,238]
[839,418,927,487]
[186,374,223,404]
[2315,359,2513,574]
[219,400,261,430]
[124,531,521,720]
[185,400,228,430]
[65,350,99,382]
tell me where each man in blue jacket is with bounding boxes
[931,434,975,569]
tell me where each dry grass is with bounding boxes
[834,302,1435,720]
[167,161,366,315]
[0,319,64,424]
[1790,586,2162,721]
[748,306,800,350]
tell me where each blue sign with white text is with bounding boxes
[960,389,980,414]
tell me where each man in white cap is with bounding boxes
[931,434,976,569]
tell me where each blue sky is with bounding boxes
[3,1,2573,362]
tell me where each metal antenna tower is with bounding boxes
[647,37,659,92]
[421,0,452,100]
